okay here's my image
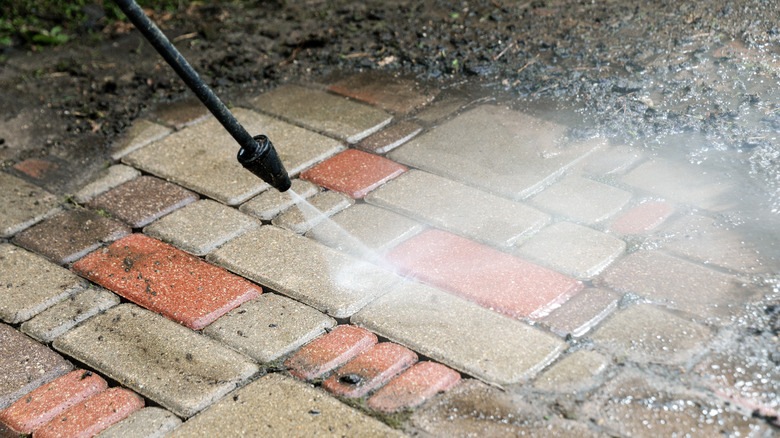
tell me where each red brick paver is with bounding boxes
[367,362,461,413]
[72,234,261,330]
[285,325,378,380]
[611,201,674,234]
[323,343,418,398]
[13,159,58,179]
[33,387,144,438]
[0,370,106,435]
[300,149,407,199]
[386,229,583,319]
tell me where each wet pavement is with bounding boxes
[0,70,779,437]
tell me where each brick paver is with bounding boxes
[578,144,642,176]
[73,164,141,204]
[123,108,343,205]
[533,350,608,392]
[203,293,336,363]
[300,149,407,199]
[529,175,632,224]
[0,172,59,238]
[322,343,418,398]
[610,200,674,234]
[12,209,130,265]
[366,170,549,248]
[13,158,59,179]
[249,84,392,144]
[306,203,425,261]
[352,282,566,385]
[367,362,461,413]
[355,121,423,154]
[53,304,259,418]
[513,221,626,280]
[270,190,354,234]
[143,199,259,256]
[540,287,621,338]
[0,324,72,410]
[148,96,210,129]
[328,72,436,114]
[0,244,87,324]
[387,229,583,319]
[86,176,197,228]
[238,179,319,221]
[207,226,400,318]
[33,387,144,438]
[285,325,377,380]
[411,97,467,124]
[95,407,182,438]
[21,287,120,343]
[390,105,602,200]
[72,233,261,330]
[166,374,401,437]
[591,303,711,364]
[0,370,106,435]
[109,119,171,160]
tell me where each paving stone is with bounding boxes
[622,158,738,211]
[367,362,461,413]
[73,165,141,204]
[284,325,378,380]
[20,287,120,343]
[411,97,467,125]
[86,176,198,228]
[540,288,621,338]
[95,407,182,438]
[0,244,87,324]
[328,72,436,114]
[529,175,632,225]
[513,221,626,280]
[533,350,608,392]
[355,121,423,154]
[352,282,566,385]
[249,84,392,144]
[600,250,755,318]
[12,158,59,180]
[591,303,711,364]
[271,190,354,234]
[306,204,425,261]
[652,214,768,273]
[165,374,401,437]
[323,343,418,398]
[0,370,107,435]
[203,293,336,364]
[109,120,172,160]
[209,226,400,318]
[52,304,259,418]
[123,108,343,205]
[300,149,407,199]
[610,200,674,234]
[9,156,77,195]
[72,234,261,330]
[387,229,583,320]
[390,105,603,200]
[366,170,550,248]
[12,209,131,265]
[579,144,642,175]
[143,199,258,256]
[33,387,144,438]
[0,323,72,410]
[238,179,320,221]
[0,172,60,238]
[148,96,211,129]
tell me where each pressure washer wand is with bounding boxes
[114,0,291,192]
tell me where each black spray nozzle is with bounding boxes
[238,135,291,192]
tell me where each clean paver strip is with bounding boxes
[533,350,608,391]
[95,407,182,438]
[529,175,632,225]
[0,172,60,238]
[540,287,620,338]
[53,304,259,418]
[238,179,320,221]
[271,190,354,234]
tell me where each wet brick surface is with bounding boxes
[271,190,354,234]
[355,121,423,154]
[328,71,436,114]
[540,287,621,338]
[300,149,407,199]
[529,175,632,225]
[610,200,674,234]
[367,362,461,413]
[238,179,320,221]
[0,172,59,238]
[533,350,608,392]
[109,119,171,161]
[323,342,418,398]
[285,325,378,380]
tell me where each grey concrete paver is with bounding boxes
[578,144,642,175]
[238,179,319,221]
[0,172,60,238]
[328,71,436,114]
[540,287,621,338]
[355,121,423,154]
[73,164,141,204]
[366,170,549,248]
[351,282,566,385]
[109,120,172,160]
[249,84,392,144]
[390,105,603,200]
[143,199,258,256]
[0,243,87,324]
[207,226,400,318]
[52,304,259,418]
[166,373,402,437]
[123,108,343,205]
[95,407,182,438]
[204,293,336,364]
[513,221,626,279]
[529,175,632,225]
[271,190,354,234]
[21,287,120,343]
[533,350,609,392]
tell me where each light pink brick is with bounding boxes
[611,201,674,234]
[285,325,377,380]
[34,387,143,438]
[367,362,461,413]
[323,343,417,398]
